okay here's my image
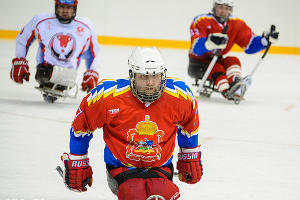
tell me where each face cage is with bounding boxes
[129,70,167,104]
[55,5,77,24]
[212,4,232,23]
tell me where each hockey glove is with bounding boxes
[262,25,279,45]
[205,33,228,50]
[61,153,93,192]
[176,146,203,184]
[81,70,99,92]
[10,57,30,84]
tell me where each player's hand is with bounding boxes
[81,70,99,92]
[10,57,30,84]
[61,153,93,192]
[176,146,203,184]
[262,25,279,44]
[205,33,228,50]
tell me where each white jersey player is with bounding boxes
[10,0,100,103]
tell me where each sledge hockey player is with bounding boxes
[59,47,203,200]
[10,0,100,103]
[188,0,279,101]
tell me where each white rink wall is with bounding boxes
[1,0,300,47]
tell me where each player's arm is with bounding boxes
[61,87,106,192]
[190,17,211,56]
[190,21,228,56]
[10,16,39,84]
[176,92,203,184]
[236,20,279,54]
[16,16,39,58]
[81,24,100,92]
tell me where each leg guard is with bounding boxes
[35,64,78,99]
[118,178,147,200]
[107,164,179,200]
[117,178,180,200]
[210,63,229,92]
[35,64,54,87]
[146,178,180,200]
[222,56,242,84]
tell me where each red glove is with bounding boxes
[81,70,99,92]
[10,57,30,84]
[176,146,203,184]
[61,153,93,192]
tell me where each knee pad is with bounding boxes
[49,66,77,87]
[222,56,242,81]
[117,178,180,200]
[188,59,208,80]
[146,178,180,200]
[35,64,54,85]
[117,178,147,200]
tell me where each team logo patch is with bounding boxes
[49,32,76,62]
[126,115,164,162]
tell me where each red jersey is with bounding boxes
[189,13,255,60]
[70,78,199,168]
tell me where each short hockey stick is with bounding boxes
[239,25,275,99]
[197,24,229,93]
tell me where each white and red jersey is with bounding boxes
[16,13,100,71]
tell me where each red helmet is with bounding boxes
[55,0,78,6]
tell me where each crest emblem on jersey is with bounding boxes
[49,32,76,62]
[126,115,164,162]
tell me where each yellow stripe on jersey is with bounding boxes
[87,79,131,106]
[165,78,196,109]
[177,125,199,138]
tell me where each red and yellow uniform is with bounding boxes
[188,13,266,91]
[70,78,199,168]
[189,13,266,59]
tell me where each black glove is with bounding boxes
[205,33,228,50]
[262,25,279,44]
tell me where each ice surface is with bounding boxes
[1,39,300,199]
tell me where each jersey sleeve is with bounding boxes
[171,80,200,148]
[81,19,100,71]
[190,15,210,56]
[69,84,107,154]
[177,99,199,148]
[15,15,39,58]
[234,19,267,54]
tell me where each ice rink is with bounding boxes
[0,39,300,200]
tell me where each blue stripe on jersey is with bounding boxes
[177,127,198,148]
[192,37,209,56]
[245,36,266,54]
[69,128,93,155]
[37,42,44,64]
[104,145,125,167]
[83,48,94,69]
[116,78,130,88]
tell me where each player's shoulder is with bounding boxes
[228,15,246,24]
[32,13,56,23]
[86,78,131,106]
[164,77,196,103]
[192,13,214,23]
[73,16,95,31]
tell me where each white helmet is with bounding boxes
[128,47,167,103]
[212,0,234,23]
[128,47,166,75]
[213,0,234,8]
